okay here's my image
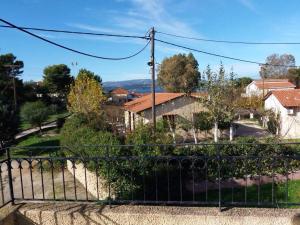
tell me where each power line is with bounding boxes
[157,31,300,45]
[0,24,149,40]
[155,38,298,68]
[0,18,150,60]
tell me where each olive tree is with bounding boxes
[21,101,50,134]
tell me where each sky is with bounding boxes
[1,0,300,82]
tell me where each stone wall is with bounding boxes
[66,161,114,200]
[7,203,300,225]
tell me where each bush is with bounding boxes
[194,111,213,133]
[126,123,174,156]
[60,115,119,157]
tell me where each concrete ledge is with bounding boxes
[4,203,299,225]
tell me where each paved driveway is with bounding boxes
[235,120,270,138]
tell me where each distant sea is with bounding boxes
[103,79,164,93]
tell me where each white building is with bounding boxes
[245,79,295,97]
[124,93,205,131]
[264,89,300,139]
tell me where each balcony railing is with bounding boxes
[1,143,300,210]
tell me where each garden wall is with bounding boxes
[66,161,113,200]
[5,203,300,225]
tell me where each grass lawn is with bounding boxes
[19,111,70,130]
[11,129,61,157]
[202,179,300,208]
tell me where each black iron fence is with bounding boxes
[1,143,300,210]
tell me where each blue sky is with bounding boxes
[1,0,300,82]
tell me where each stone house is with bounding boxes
[110,88,130,104]
[109,88,146,105]
[264,89,300,139]
[245,79,295,97]
[124,93,205,131]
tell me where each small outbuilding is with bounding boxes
[124,93,205,131]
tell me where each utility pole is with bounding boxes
[150,27,156,130]
[12,76,17,110]
[4,64,20,110]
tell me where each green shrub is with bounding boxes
[60,116,119,157]
[194,111,213,133]
[126,123,174,156]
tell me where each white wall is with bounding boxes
[246,82,295,97]
[245,82,262,96]
[265,94,300,139]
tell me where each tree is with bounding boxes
[201,64,237,142]
[20,81,38,103]
[260,54,295,78]
[234,77,253,88]
[77,68,102,85]
[287,67,300,88]
[21,101,50,134]
[43,64,73,97]
[193,112,213,138]
[158,53,200,93]
[0,53,24,147]
[67,72,106,119]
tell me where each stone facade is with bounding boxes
[125,95,204,131]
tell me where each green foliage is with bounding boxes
[67,73,106,117]
[0,53,23,146]
[158,53,200,93]
[77,68,102,85]
[201,63,238,142]
[20,101,50,131]
[267,111,280,135]
[234,77,253,88]
[126,123,174,156]
[287,67,300,87]
[61,125,120,158]
[43,64,73,96]
[0,101,19,147]
[193,111,213,132]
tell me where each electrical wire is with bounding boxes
[0,24,149,40]
[156,31,300,45]
[0,18,150,60]
[155,38,298,68]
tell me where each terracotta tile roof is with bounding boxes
[265,89,300,108]
[253,79,295,89]
[111,88,129,95]
[124,93,183,113]
[124,92,205,113]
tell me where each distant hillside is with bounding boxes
[103,79,164,93]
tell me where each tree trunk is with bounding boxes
[167,117,176,144]
[214,122,218,143]
[229,124,233,141]
[192,128,198,144]
[39,124,43,135]
[250,113,254,119]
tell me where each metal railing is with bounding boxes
[1,143,300,210]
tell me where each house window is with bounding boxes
[163,114,176,129]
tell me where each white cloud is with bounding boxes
[237,0,257,13]
[113,0,201,37]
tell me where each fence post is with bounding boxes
[6,148,14,205]
[217,144,221,212]
[106,145,111,208]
